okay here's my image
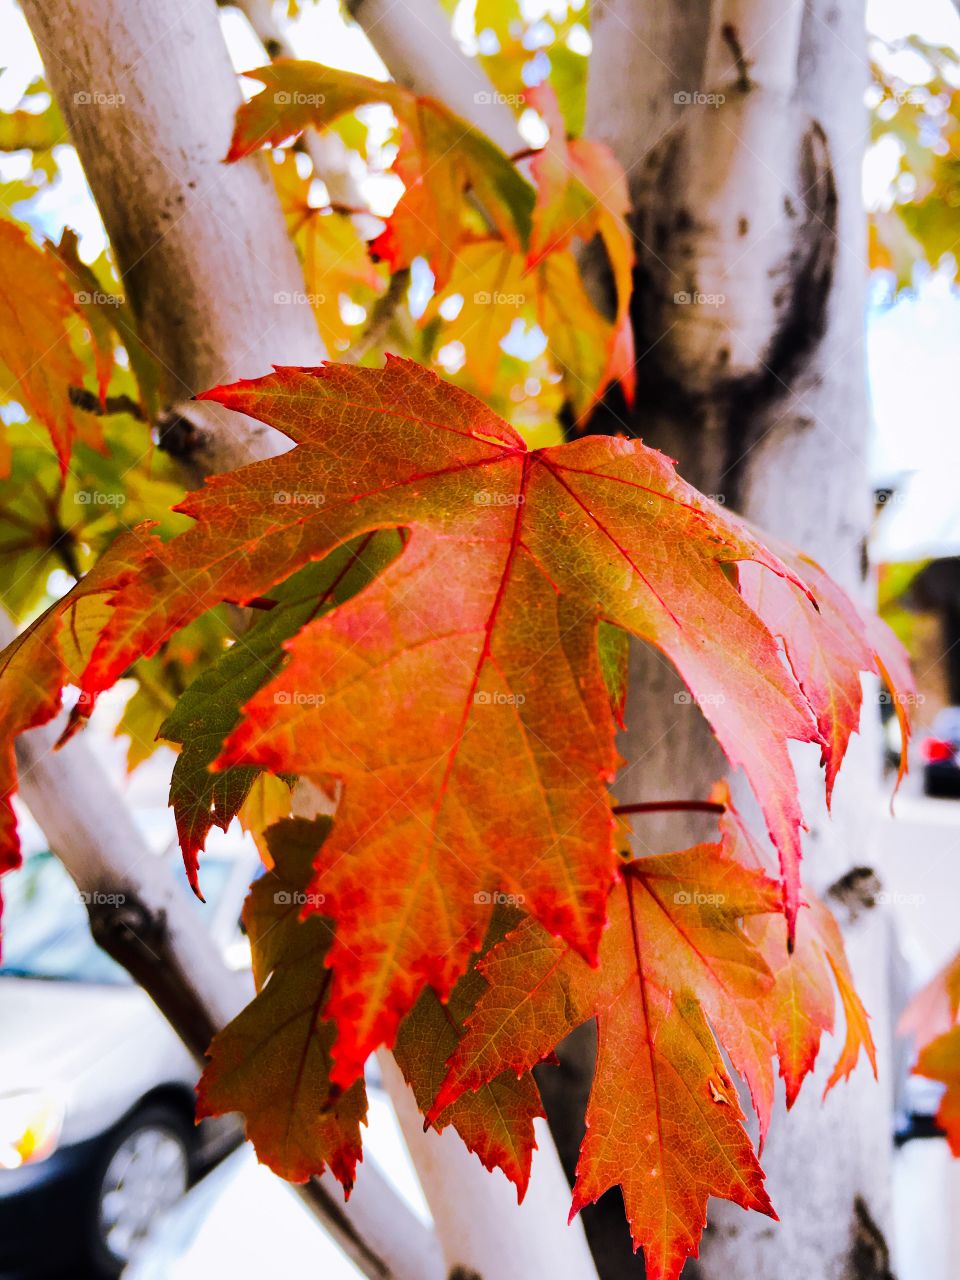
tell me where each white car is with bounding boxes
[0,845,258,1278]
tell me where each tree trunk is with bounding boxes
[534,1,897,1276]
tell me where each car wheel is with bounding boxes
[88,1104,192,1277]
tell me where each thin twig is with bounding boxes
[613,799,726,817]
[69,385,146,420]
[344,267,411,365]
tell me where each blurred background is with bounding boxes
[1,0,959,1276]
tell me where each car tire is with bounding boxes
[86,1103,193,1277]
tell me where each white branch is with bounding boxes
[347,0,524,152]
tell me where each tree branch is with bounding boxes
[612,799,726,817]
[346,0,524,153]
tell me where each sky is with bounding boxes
[0,0,958,558]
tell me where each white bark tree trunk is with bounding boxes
[557,1,896,1276]
[379,1053,601,1280]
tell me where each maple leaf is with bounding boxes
[48,229,115,409]
[430,844,783,1280]
[900,949,960,1154]
[913,1026,960,1155]
[196,817,367,1187]
[159,531,400,892]
[523,83,636,414]
[227,61,533,287]
[0,359,900,1073]
[714,784,876,1121]
[270,153,386,353]
[120,359,816,1082]
[738,536,916,806]
[900,950,960,1048]
[424,238,620,422]
[394,905,543,1199]
[0,219,86,474]
[0,528,157,938]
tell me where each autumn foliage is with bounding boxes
[0,45,932,1280]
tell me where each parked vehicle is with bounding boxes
[125,1083,427,1280]
[0,845,257,1278]
[922,707,960,798]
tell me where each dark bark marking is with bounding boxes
[826,867,882,923]
[846,1195,894,1280]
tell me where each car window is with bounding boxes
[0,851,235,985]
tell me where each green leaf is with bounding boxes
[160,530,401,889]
